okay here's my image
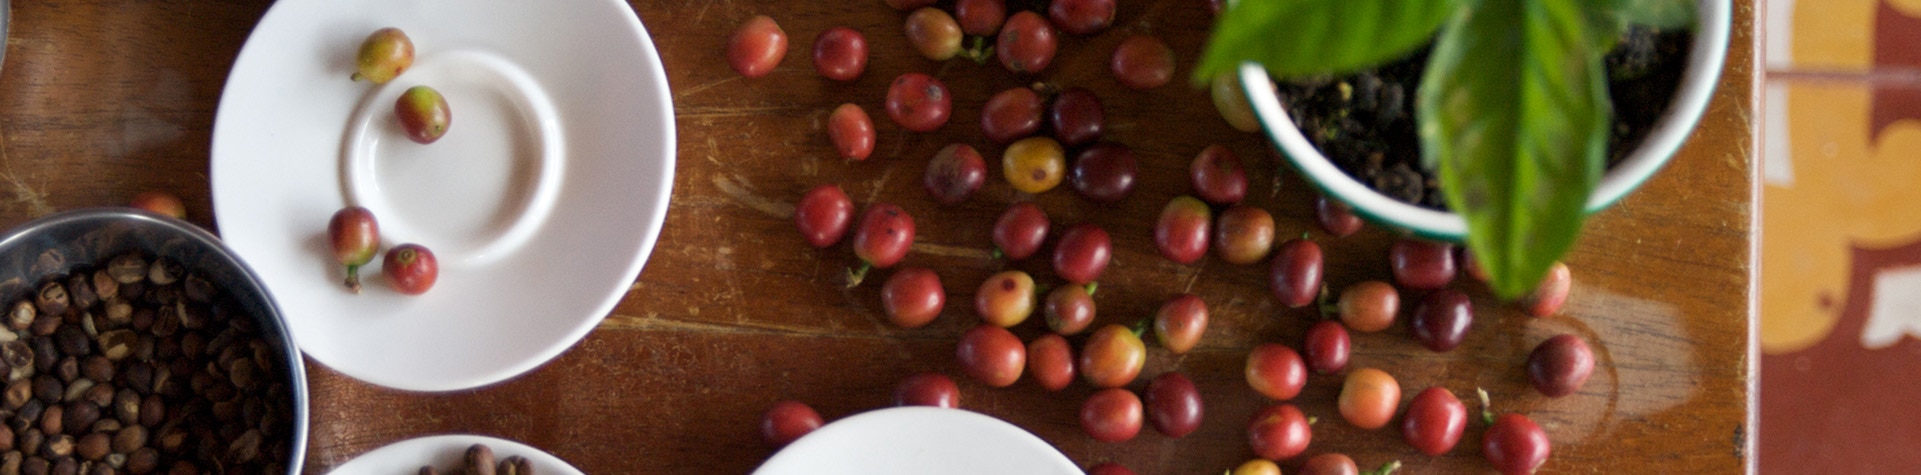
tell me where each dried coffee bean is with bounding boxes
[145,261,180,287]
[89,419,117,434]
[209,401,236,424]
[109,391,135,427]
[28,340,54,373]
[145,312,174,341]
[9,302,34,333]
[80,385,109,409]
[136,397,160,428]
[51,330,86,361]
[38,406,61,436]
[78,359,109,385]
[91,333,131,364]
[110,426,144,454]
[105,257,144,286]
[152,428,183,454]
[61,404,96,435]
[20,429,43,458]
[227,429,260,463]
[226,359,256,392]
[86,461,111,475]
[52,360,75,385]
[101,453,124,471]
[173,305,203,332]
[465,444,496,475]
[35,284,69,319]
[124,449,154,474]
[174,335,201,362]
[41,435,70,458]
[28,319,58,339]
[73,434,105,461]
[498,456,533,475]
[49,458,74,475]
[121,309,145,335]
[32,377,59,405]
[0,425,12,452]
[113,283,141,306]
[103,305,131,332]
[59,380,89,403]
[88,273,115,303]
[3,341,32,382]
[0,452,17,475]
[22,456,47,475]
[117,367,146,398]
[181,276,212,305]
[62,278,95,318]
[18,401,43,433]
[6,380,31,409]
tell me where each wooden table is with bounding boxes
[0,0,1758,473]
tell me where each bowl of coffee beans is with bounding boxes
[0,208,307,474]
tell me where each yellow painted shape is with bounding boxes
[1787,0,1875,71]
[1762,82,1921,353]
[1891,0,1921,18]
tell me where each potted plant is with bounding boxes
[1194,0,1730,298]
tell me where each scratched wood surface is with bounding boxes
[0,0,1756,473]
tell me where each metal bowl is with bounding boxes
[0,208,308,473]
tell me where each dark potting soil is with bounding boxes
[1276,26,1694,210]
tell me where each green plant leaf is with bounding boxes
[1418,0,1609,298]
[1193,0,1462,84]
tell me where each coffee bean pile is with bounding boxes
[0,252,294,474]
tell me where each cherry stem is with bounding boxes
[960,36,994,64]
[1316,283,1338,319]
[845,263,873,289]
[1477,387,1496,425]
[989,247,1005,261]
[1307,416,1318,425]
[1363,461,1402,475]
[1129,317,1152,339]
[343,264,362,294]
[1084,282,1098,296]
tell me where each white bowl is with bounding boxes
[1240,0,1731,241]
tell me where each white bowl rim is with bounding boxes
[1239,0,1732,241]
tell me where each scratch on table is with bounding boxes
[678,105,809,119]
[602,312,868,338]
[862,164,898,205]
[0,140,52,218]
[910,242,994,261]
[674,75,744,101]
[713,174,794,218]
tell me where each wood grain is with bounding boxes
[0,0,1756,473]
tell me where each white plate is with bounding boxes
[330,434,583,475]
[755,407,1084,475]
[211,0,675,391]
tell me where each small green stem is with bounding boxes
[1130,317,1152,339]
[1477,387,1496,426]
[845,263,873,289]
[1363,461,1402,475]
[1316,283,1338,319]
[1084,282,1098,296]
[990,247,1005,260]
[960,36,995,64]
[343,264,363,294]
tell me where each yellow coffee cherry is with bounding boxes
[1002,136,1065,194]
